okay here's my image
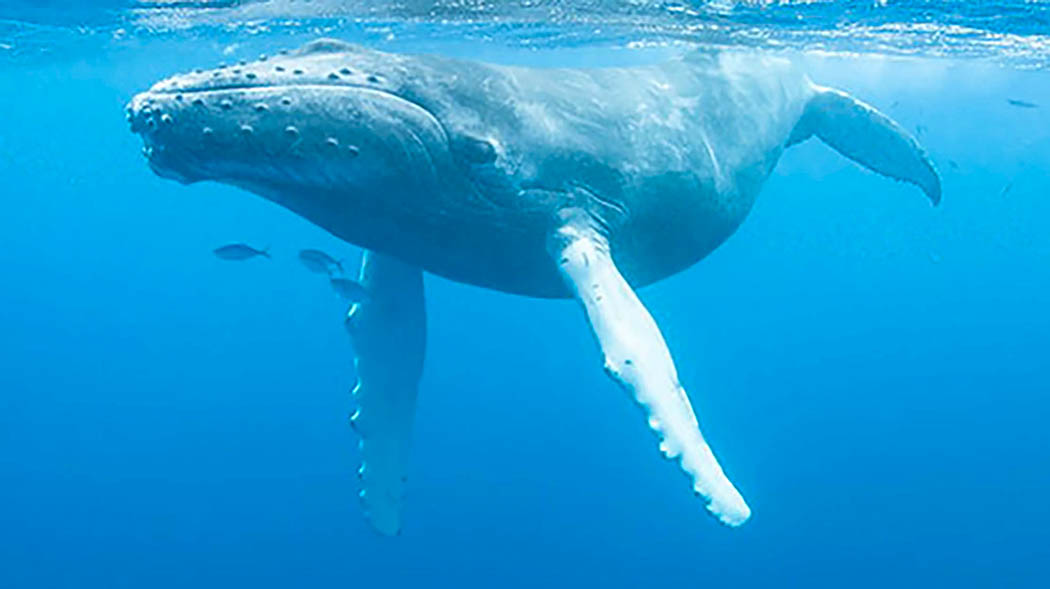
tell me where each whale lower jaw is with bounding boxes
[146,157,198,185]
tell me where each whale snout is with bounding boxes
[125,83,370,187]
[127,91,205,185]
[127,45,453,196]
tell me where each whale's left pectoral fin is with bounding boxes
[345,251,426,536]
[792,86,942,205]
[548,210,751,527]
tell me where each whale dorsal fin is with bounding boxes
[790,86,942,205]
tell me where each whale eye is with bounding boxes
[451,135,497,165]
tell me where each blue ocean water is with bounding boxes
[1,2,1049,587]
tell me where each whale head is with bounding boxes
[126,39,459,203]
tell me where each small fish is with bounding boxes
[948,160,959,171]
[914,124,927,137]
[330,277,369,302]
[298,249,343,275]
[1000,181,1014,197]
[1007,98,1038,109]
[213,243,270,260]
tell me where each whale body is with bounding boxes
[128,39,940,534]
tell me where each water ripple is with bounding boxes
[1,1,1049,68]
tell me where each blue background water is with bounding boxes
[2,9,1049,589]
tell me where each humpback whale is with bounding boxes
[127,39,940,535]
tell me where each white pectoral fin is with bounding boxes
[549,211,750,527]
[799,86,942,205]
[345,251,426,536]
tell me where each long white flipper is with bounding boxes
[548,210,750,526]
[345,251,426,535]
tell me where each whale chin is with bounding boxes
[148,160,199,185]
[136,140,204,185]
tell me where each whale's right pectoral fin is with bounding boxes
[791,86,942,205]
[548,209,751,527]
[345,251,426,536]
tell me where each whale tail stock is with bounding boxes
[789,86,942,205]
